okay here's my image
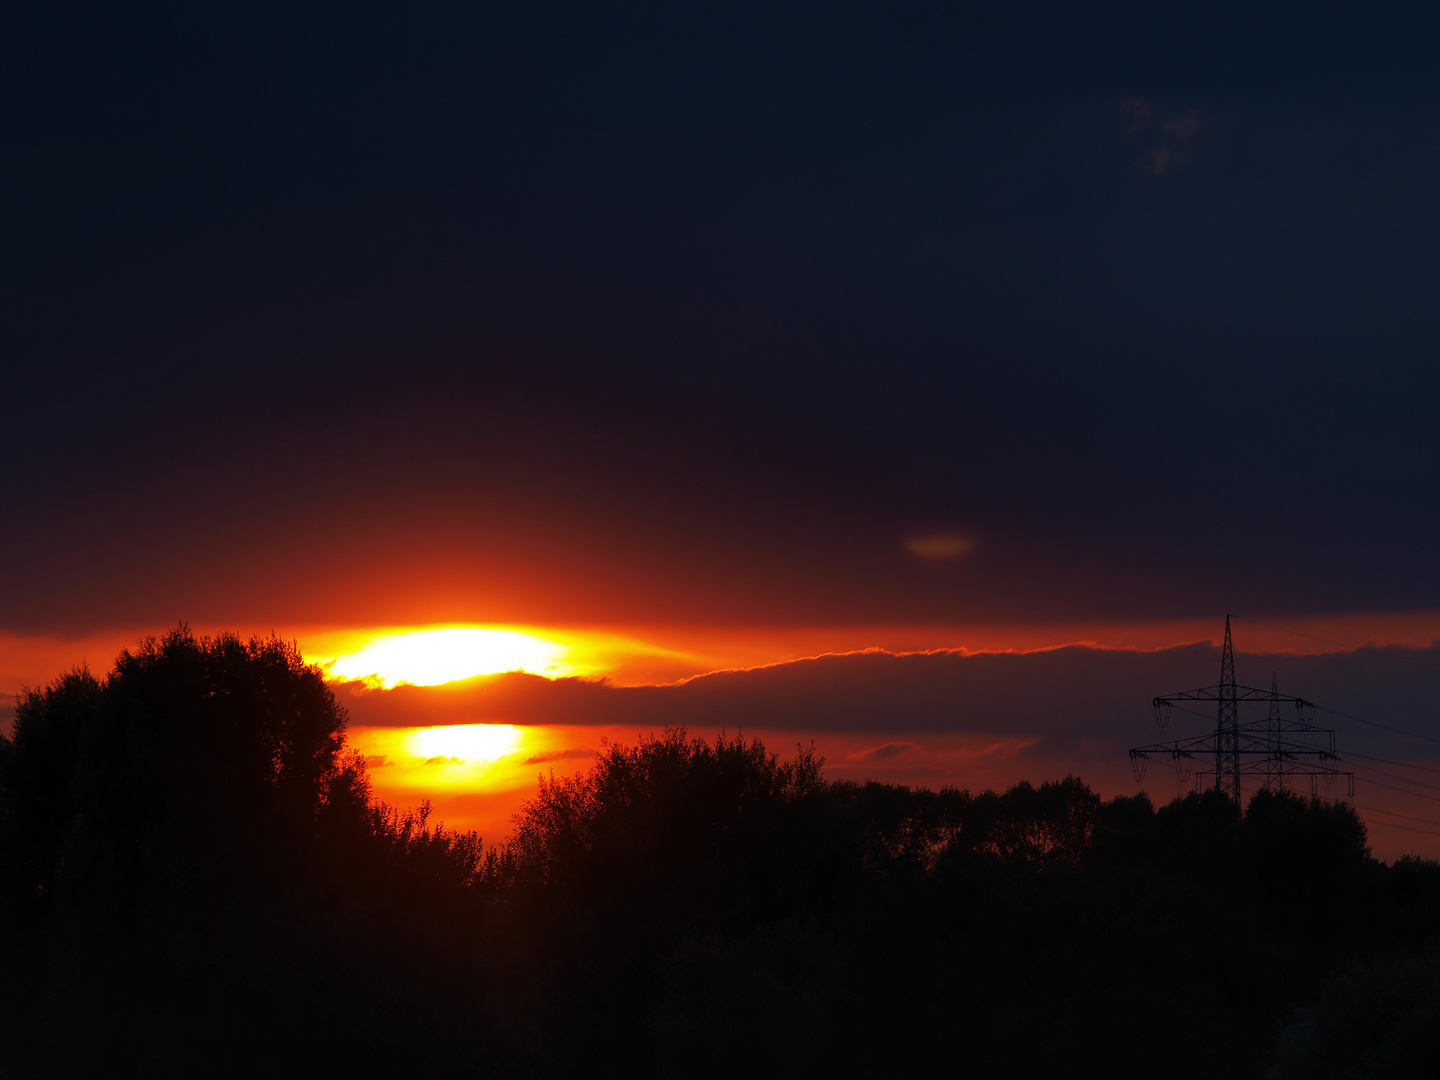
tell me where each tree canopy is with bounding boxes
[2,630,1437,1078]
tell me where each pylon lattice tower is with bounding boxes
[1129,615,1353,801]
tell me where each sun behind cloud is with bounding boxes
[408,723,520,762]
[301,624,711,689]
[317,627,574,687]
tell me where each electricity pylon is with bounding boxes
[1129,615,1353,802]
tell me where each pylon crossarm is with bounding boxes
[1129,734,1215,757]
[1238,717,1332,733]
[1155,687,1315,706]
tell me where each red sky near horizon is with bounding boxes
[8,57,1440,867]
[6,610,1440,861]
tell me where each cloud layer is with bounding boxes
[337,642,1440,765]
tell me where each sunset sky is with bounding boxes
[5,3,1440,856]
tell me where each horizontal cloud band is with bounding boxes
[336,643,1440,759]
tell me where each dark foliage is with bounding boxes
[0,629,494,1076]
[3,632,1438,1078]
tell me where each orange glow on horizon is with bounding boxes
[3,611,1440,705]
[303,625,701,689]
[5,618,1439,861]
[346,724,1057,838]
[350,722,1440,864]
[2,611,1439,730]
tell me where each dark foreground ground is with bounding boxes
[3,629,1438,1077]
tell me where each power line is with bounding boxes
[1168,652,1440,752]
[1147,712,1440,800]
[1129,619,1440,812]
[1353,773,1440,804]
[1345,750,1440,775]
[1345,762,1440,795]
[1362,819,1440,839]
[1168,702,1216,725]
[1237,616,1440,672]
[1317,705,1440,748]
[1353,802,1440,828]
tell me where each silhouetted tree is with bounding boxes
[1270,946,1440,1080]
[0,628,492,1076]
[5,632,1439,1079]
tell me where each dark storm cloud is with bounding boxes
[336,643,1440,765]
[4,3,1440,630]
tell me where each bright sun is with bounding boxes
[321,627,571,688]
[407,724,520,763]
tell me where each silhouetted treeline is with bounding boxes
[3,628,1438,1078]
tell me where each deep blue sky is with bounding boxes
[5,2,1439,630]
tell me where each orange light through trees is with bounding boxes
[347,722,600,805]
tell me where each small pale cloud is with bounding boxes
[522,747,598,765]
[854,741,922,763]
[1118,98,1152,130]
[1145,147,1176,175]
[903,533,977,560]
[1163,111,1199,141]
[1119,100,1203,176]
